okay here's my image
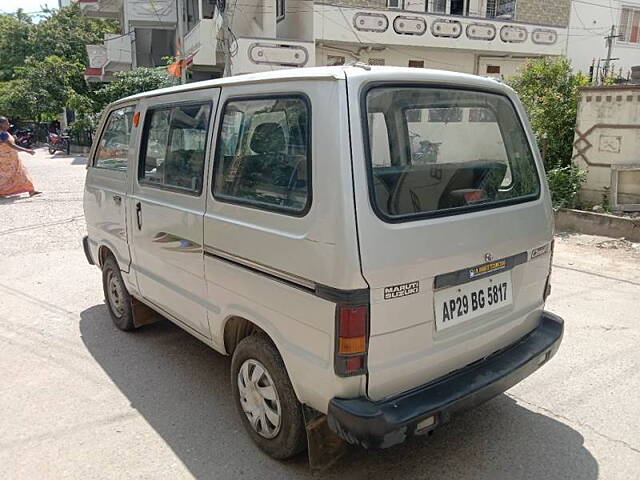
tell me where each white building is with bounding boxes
[566,0,640,80]
[79,0,573,82]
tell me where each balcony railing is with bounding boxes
[84,34,132,82]
[78,0,122,19]
[314,3,566,56]
[184,18,222,68]
[125,0,177,26]
[230,37,316,75]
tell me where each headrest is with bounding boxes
[250,122,285,154]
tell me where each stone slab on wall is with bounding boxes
[515,0,572,27]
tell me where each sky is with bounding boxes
[0,0,61,17]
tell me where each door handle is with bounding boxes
[112,194,122,205]
[135,202,142,230]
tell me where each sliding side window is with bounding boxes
[212,96,311,215]
[139,102,212,194]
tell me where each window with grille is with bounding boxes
[408,60,425,68]
[619,7,640,44]
[368,58,385,66]
[486,0,515,19]
[486,0,497,18]
[429,0,447,13]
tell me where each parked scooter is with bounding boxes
[48,131,71,155]
[14,129,35,149]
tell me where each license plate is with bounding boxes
[434,271,513,331]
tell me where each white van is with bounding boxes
[83,66,563,460]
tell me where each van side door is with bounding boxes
[129,89,219,337]
[84,104,137,271]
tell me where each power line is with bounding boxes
[572,0,625,12]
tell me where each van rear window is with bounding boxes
[364,87,540,221]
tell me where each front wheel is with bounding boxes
[231,334,306,459]
[101,255,135,331]
[48,144,55,155]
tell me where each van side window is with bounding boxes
[212,96,311,214]
[94,106,135,171]
[139,102,212,194]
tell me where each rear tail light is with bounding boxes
[335,304,369,377]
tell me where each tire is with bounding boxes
[48,145,55,155]
[231,334,306,460]
[102,255,135,331]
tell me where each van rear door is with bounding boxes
[346,70,554,401]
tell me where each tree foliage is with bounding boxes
[29,4,118,69]
[546,164,586,209]
[509,57,589,208]
[508,57,588,171]
[15,56,84,120]
[0,4,117,120]
[94,67,177,110]
[0,9,33,82]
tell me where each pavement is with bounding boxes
[1,149,639,479]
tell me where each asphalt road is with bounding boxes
[1,149,639,479]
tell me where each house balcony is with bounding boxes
[125,0,177,27]
[84,33,132,82]
[78,0,122,18]
[230,37,316,75]
[314,3,567,57]
[184,18,222,68]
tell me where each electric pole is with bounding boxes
[602,25,621,81]
[220,0,232,77]
[176,0,187,84]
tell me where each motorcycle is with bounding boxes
[48,131,71,155]
[14,129,35,149]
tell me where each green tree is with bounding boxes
[509,57,589,208]
[0,80,37,120]
[12,55,83,121]
[94,67,177,110]
[0,4,117,121]
[509,57,588,171]
[29,4,118,67]
[0,9,33,81]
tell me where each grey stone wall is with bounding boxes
[515,0,571,27]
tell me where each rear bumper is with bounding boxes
[327,311,564,449]
[82,236,95,265]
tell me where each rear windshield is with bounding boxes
[364,86,540,221]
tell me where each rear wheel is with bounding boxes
[231,334,306,459]
[102,255,135,331]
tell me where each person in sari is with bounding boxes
[0,116,41,197]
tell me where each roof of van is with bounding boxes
[112,65,509,106]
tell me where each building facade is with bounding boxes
[566,0,640,80]
[80,0,572,81]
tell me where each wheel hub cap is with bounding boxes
[237,359,281,439]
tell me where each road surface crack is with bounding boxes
[0,215,84,236]
[510,394,640,455]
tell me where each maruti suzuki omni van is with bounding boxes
[82,66,564,460]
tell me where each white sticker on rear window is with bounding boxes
[384,281,420,300]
